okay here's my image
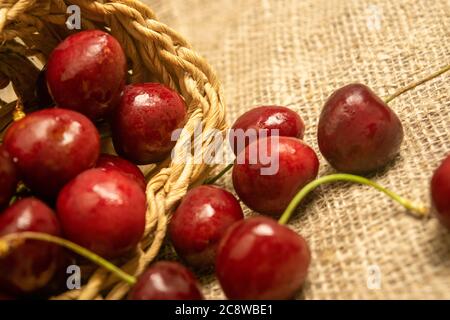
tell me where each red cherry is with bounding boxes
[46,30,126,120]
[129,261,204,300]
[169,185,244,268]
[232,136,319,216]
[112,83,187,164]
[318,84,404,174]
[431,154,450,229]
[216,217,310,300]
[0,146,17,209]
[231,106,305,155]
[56,168,146,258]
[0,198,61,294]
[0,293,13,300]
[96,153,146,191]
[3,109,100,198]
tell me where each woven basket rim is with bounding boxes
[0,0,227,300]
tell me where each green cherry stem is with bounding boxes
[204,163,234,185]
[205,64,450,186]
[0,231,136,285]
[384,64,450,104]
[278,174,428,225]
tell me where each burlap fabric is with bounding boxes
[148,0,450,299]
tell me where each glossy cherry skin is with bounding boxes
[318,83,404,174]
[96,154,146,191]
[231,106,305,156]
[112,83,187,164]
[56,168,146,258]
[0,198,61,295]
[431,154,450,229]
[129,261,204,300]
[216,217,311,300]
[0,146,18,209]
[232,136,319,216]
[3,109,100,198]
[46,30,126,120]
[169,185,244,268]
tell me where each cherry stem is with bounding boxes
[384,64,450,104]
[278,174,428,225]
[0,231,137,285]
[205,65,450,185]
[204,163,233,185]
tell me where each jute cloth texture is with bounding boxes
[0,0,448,300]
[149,0,450,299]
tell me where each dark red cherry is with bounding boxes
[431,154,450,229]
[0,146,18,209]
[216,217,310,300]
[3,109,100,198]
[0,198,61,295]
[112,83,187,164]
[231,106,305,155]
[232,136,319,216]
[96,154,146,191]
[317,83,404,174]
[169,185,244,268]
[129,261,204,300]
[56,168,146,258]
[46,30,126,120]
[0,293,13,300]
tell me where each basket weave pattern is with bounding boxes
[0,0,226,300]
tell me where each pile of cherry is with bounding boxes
[0,29,449,301]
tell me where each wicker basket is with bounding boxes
[0,0,226,300]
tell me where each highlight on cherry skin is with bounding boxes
[317,83,404,174]
[46,30,127,121]
[431,154,450,229]
[3,108,101,199]
[112,83,188,165]
[56,168,146,259]
[230,105,305,156]
[215,216,311,300]
[129,261,204,300]
[232,136,319,216]
[0,198,61,295]
[96,153,147,192]
[169,185,244,268]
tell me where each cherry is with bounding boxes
[317,83,404,174]
[129,261,204,300]
[231,106,305,155]
[96,153,146,192]
[232,136,319,216]
[216,217,310,300]
[0,198,61,295]
[3,108,100,198]
[112,83,187,164]
[56,168,146,258]
[169,185,244,268]
[46,30,127,120]
[431,154,450,229]
[0,293,13,300]
[0,146,17,209]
